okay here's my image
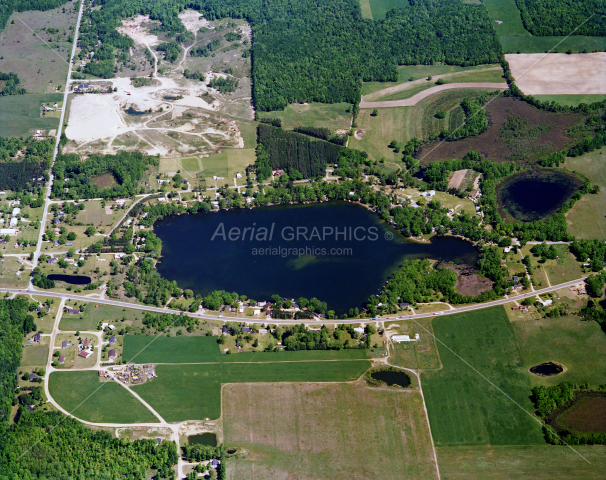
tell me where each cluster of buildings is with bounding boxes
[110,364,156,385]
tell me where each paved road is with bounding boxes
[6,276,585,326]
[359,83,508,109]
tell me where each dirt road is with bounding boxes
[359,83,508,109]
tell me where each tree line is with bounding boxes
[515,0,606,37]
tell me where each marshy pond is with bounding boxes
[188,433,217,446]
[154,201,479,313]
[529,362,564,376]
[370,370,411,388]
[497,170,581,222]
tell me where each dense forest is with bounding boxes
[76,0,501,110]
[0,297,179,479]
[52,151,158,199]
[0,72,26,95]
[256,124,342,180]
[0,136,53,191]
[515,0,606,37]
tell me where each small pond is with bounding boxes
[188,433,217,446]
[164,96,179,100]
[125,108,145,116]
[370,370,411,388]
[529,362,564,376]
[497,170,581,222]
[47,274,92,285]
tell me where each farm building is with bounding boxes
[392,334,420,343]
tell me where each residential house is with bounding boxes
[61,340,68,348]
[242,327,251,333]
[398,302,410,308]
[67,308,80,314]
[354,327,364,335]
[109,335,116,344]
[82,339,90,348]
[79,350,92,358]
[108,349,116,359]
[33,332,41,342]
[29,373,36,381]
[58,355,66,364]
[47,257,58,264]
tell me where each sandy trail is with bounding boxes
[506,52,606,95]
[359,83,507,109]
[362,66,503,102]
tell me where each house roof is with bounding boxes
[58,356,66,363]
[109,335,116,344]
[79,350,92,358]
[29,373,36,381]
[27,404,34,412]
[108,349,116,358]
[34,333,41,341]
[62,340,68,348]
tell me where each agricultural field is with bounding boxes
[564,148,606,239]
[131,360,371,421]
[436,444,606,480]
[483,0,606,54]
[0,2,77,93]
[123,334,370,364]
[0,93,63,137]
[417,97,581,165]
[48,370,160,424]
[512,315,606,387]
[224,382,438,480]
[421,307,544,446]
[257,102,353,131]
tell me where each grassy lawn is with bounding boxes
[512,315,606,387]
[421,306,544,446]
[20,344,49,367]
[75,200,129,227]
[542,245,583,285]
[436,444,606,480]
[224,382,438,480]
[0,94,63,137]
[564,148,606,239]
[59,302,143,332]
[48,371,159,423]
[387,319,441,370]
[257,102,352,131]
[123,335,370,364]
[360,0,373,19]
[132,360,370,421]
[534,95,606,107]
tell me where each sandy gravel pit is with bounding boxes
[65,95,125,142]
[505,53,606,95]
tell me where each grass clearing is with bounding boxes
[48,370,160,423]
[123,335,370,364]
[436,444,606,480]
[257,102,352,131]
[132,360,371,421]
[367,0,410,21]
[360,0,373,19]
[387,319,441,370]
[20,344,49,367]
[533,95,606,107]
[565,148,606,239]
[542,245,583,285]
[0,93,63,137]
[512,315,606,387]
[0,2,77,93]
[59,302,143,332]
[224,382,438,480]
[421,306,544,446]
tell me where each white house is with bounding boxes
[0,228,16,235]
[540,299,553,307]
[115,199,126,207]
[12,208,20,216]
[392,334,420,343]
[354,327,365,335]
[10,218,18,227]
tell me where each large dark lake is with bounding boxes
[497,171,581,222]
[154,201,478,313]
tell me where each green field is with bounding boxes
[123,335,370,364]
[436,444,606,480]
[564,148,606,239]
[132,360,371,421]
[48,371,160,423]
[225,382,439,480]
[421,306,544,446]
[365,0,410,20]
[512,315,606,387]
[483,0,606,53]
[0,94,63,137]
[534,95,606,107]
[257,102,352,131]
[59,302,143,332]
[20,345,49,367]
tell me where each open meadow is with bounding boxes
[436,444,606,480]
[0,1,76,93]
[0,93,63,137]
[123,335,370,364]
[131,360,370,421]
[360,0,410,20]
[257,102,352,131]
[512,315,606,387]
[482,0,606,54]
[565,148,606,239]
[224,382,438,480]
[48,370,160,424]
[421,306,544,446]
